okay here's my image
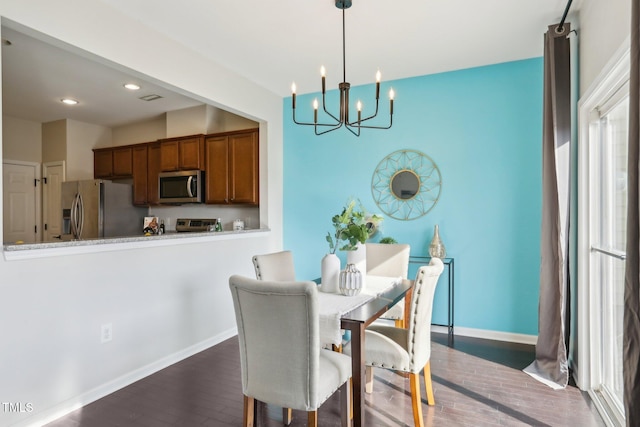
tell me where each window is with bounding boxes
[578,43,629,426]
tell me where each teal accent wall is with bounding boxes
[283,58,543,335]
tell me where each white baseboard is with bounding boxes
[18,328,238,427]
[433,325,538,345]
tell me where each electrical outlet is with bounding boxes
[101,323,112,343]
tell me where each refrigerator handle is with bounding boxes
[70,193,78,239]
[77,193,84,239]
[187,176,195,198]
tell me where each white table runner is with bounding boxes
[317,275,402,346]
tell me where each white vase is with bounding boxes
[346,242,367,289]
[339,263,363,296]
[321,253,340,293]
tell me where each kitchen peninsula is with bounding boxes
[3,226,270,260]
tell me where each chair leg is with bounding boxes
[409,373,424,427]
[243,395,255,427]
[307,410,318,427]
[349,377,354,421]
[282,407,293,425]
[340,381,350,427]
[365,365,374,394]
[333,344,343,353]
[423,361,435,406]
[394,318,405,328]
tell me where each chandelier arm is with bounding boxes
[342,123,361,137]
[315,122,345,128]
[294,104,344,127]
[321,92,342,124]
[315,122,346,135]
[292,108,319,126]
[348,97,381,125]
[351,115,393,130]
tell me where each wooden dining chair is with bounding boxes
[345,257,444,427]
[252,250,296,281]
[366,243,411,328]
[229,275,352,427]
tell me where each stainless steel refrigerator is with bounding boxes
[61,180,147,240]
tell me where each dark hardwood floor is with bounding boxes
[45,333,605,426]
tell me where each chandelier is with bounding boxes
[290,0,394,137]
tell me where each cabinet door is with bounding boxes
[205,136,229,204]
[112,147,133,177]
[229,131,259,205]
[160,140,179,172]
[179,136,203,170]
[147,143,161,205]
[132,145,148,205]
[94,149,113,178]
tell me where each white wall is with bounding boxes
[66,119,112,181]
[42,119,66,164]
[2,115,41,162]
[577,0,631,96]
[0,2,283,426]
[111,114,166,146]
[165,104,259,137]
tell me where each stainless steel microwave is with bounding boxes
[158,170,204,204]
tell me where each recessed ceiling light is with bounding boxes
[61,98,79,105]
[124,83,141,90]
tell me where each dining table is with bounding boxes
[316,275,414,427]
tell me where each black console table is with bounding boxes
[409,256,455,339]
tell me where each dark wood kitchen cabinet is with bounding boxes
[93,146,133,179]
[113,147,133,176]
[132,145,148,205]
[94,149,113,178]
[205,129,259,205]
[159,134,205,171]
[147,142,161,205]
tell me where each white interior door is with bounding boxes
[42,161,65,241]
[3,161,40,244]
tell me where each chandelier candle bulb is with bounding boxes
[375,70,381,99]
[313,99,319,123]
[389,88,395,115]
[357,101,362,123]
[321,66,326,93]
[291,83,296,108]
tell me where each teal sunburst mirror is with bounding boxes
[371,149,442,220]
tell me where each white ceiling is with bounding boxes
[1,0,577,128]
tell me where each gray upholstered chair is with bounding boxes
[229,275,352,427]
[345,257,444,427]
[366,243,411,327]
[252,250,296,281]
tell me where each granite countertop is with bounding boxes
[3,228,268,252]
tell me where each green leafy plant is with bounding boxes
[326,199,383,253]
[379,236,398,244]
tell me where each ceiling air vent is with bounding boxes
[139,94,163,102]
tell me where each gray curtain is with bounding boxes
[523,23,572,390]
[624,1,640,425]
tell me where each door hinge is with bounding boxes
[44,223,48,231]
[35,225,37,233]
[43,177,48,184]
